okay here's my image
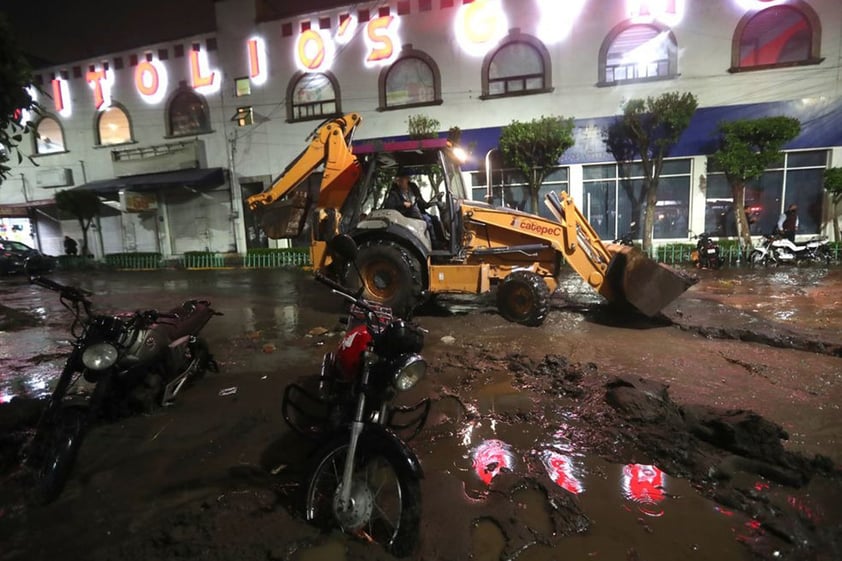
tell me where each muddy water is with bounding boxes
[0,269,328,401]
[417,367,756,561]
[2,266,840,561]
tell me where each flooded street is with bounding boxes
[1,265,840,561]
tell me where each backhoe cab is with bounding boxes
[246,113,694,326]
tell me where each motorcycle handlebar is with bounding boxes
[314,272,384,322]
[30,276,93,304]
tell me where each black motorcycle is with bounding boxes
[24,276,220,504]
[692,232,722,269]
[281,235,429,557]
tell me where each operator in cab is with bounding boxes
[385,170,438,245]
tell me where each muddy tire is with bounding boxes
[496,271,551,327]
[347,240,423,318]
[305,438,421,557]
[27,406,87,505]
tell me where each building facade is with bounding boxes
[1,0,840,256]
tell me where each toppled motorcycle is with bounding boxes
[281,235,429,557]
[24,276,221,504]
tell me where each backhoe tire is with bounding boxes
[496,271,551,327]
[348,240,424,318]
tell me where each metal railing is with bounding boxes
[244,250,310,268]
[105,253,163,270]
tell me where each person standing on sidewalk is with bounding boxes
[776,204,798,242]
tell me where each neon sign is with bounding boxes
[295,28,335,72]
[455,0,508,57]
[734,0,788,9]
[135,57,168,105]
[537,0,585,44]
[364,15,401,67]
[189,48,220,94]
[86,66,113,111]
[627,0,686,26]
[247,37,268,85]
[51,78,72,118]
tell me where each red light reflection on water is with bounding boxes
[471,439,515,485]
[622,464,665,517]
[538,450,584,494]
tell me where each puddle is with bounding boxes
[417,364,781,561]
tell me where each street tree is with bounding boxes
[0,12,39,182]
[498,115,574,213]
[605,92,698,253]
[713,116,800,250]
[824,167,842,242]
[54,190,101,258]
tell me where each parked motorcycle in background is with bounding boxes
[749,232,832,266]
[281,235,429,557]
[24,276,220,504]
[691,233,722,269]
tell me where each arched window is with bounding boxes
[96,104,133,145]
[731,1,822,71]
[167,88,211,137]
[481,32,552,99]
[378,46,442,111]
[34,116,66,154]
[599,23,677,85]
[286,72,341,122]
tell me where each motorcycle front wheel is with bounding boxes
[749,250,769,267]
[27,406,88,505]
[305,439,421,557]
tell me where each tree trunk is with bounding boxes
[641,180,658,254]
[529,168,540,215]
[731,182,752,252]
[79,218,91,259]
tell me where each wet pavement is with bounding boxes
[0,265,841,561]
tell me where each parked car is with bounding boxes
[0,239,56,275]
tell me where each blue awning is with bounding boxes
[375,97,842,171]
[77,167,226,193]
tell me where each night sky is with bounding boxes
[0,0,216,67]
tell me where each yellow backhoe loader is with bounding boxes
[246,113,694,326]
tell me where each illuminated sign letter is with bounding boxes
[247,37,268,85]
[51,78,72,117]
[189,48,220,94]
[335,14,357,45]
[627,0,685,26]
[296,28,334,71]
[455,0,507,57]
[537,0,586,44]
[86,67,113,111]
[135,58,168,105]
[364,15,400,67]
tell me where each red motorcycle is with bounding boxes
[281,235,429,557]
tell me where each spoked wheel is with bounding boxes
[27,406,88,505]
[305,441,421,557]
[749,250,768,267]
[496,270,551,327]
[347,241,424,318]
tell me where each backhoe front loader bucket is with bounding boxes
[602,243,697,317]
[544,191,696,317]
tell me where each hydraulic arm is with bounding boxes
[246,112,363,215]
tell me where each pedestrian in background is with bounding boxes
[63,236,78,256]
[776,204,798,242]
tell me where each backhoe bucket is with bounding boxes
[602,244,696,317]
